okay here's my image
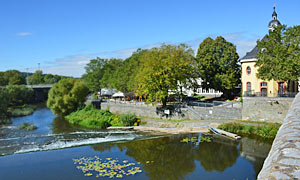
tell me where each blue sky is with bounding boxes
[0,0,299,77]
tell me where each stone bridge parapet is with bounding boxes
[258,93,300,179]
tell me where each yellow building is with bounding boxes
[241,6,298,97]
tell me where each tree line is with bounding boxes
[0,69,68,86]
[82,36,241,106]
[46,25,300,116]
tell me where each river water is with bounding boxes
[0,108,272,180]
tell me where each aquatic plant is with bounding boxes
[18,122,37,131]
[180,136,211,144]
[73,156,143,178]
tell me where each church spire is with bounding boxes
[272,5,277,20]
[268,5,281,31]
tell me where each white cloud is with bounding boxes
[28,32,258,77]
[16,32,32,36]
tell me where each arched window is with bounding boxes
[246,82,251,91]
[246,66,251,75]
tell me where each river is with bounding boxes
[0,108,272,180]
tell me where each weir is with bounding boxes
[258,93,300,179]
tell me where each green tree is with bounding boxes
[0,87,10,124]
[43,74,55,84]
[100,58,123,89]
[3,70,26,85]
[196,36,240,98]
[6,85,34,106]
[47,78,89,116]
[111,49,146,93]
[0,72,7,86]
[135,44,195,106]
[82,58,107,92]
[256,25,300,81]
[27,70,44,85]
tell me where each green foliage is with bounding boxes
[82,57,107,92]
[47,78,89,116]
[256,25,300,81]
[7,104,36,117]
[217,122,281,139]
[1,70,26,85]
[27,70,44,85]
[119,112,137,126]
[6,85,34,106]
[18,122,37,131]
[109,49,146,92]
[66,104,113,129]
[196,36,240,98]
[100,58,123,90]
[0,87,10,124]
[135,44,195,106]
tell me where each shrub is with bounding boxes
[6,85,34,106]
[119,112,137,126]
[0,87,10,124]
[19,122,37,131]
[66,104,113,129]
[218,122,281,139]
[47,78,89,116]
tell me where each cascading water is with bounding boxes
[0,108,144,156]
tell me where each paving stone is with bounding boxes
[270,171,290,179]
[282,148,300,158]
[291,170,300,178]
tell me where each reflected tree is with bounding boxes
[193,139,238,172]
[117,135,196,180]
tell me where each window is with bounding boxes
[278,82,284,95]
[246,82,251,91]
[261,82,267,87]
[246,66,251,75]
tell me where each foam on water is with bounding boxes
[14,133,139,154]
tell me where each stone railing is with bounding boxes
[258,93,300,179]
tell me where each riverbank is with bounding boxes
[8,103,46,117]
[130,117,281,138]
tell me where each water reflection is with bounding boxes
[194,138,238,172]
[52,117,77,134]
[239,137,272,177]
[91,134,272,180]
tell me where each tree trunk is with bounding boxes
[162,96,167,107]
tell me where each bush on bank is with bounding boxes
[217,122,281,139]
[66,104,139,129]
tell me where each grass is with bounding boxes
[66,105,140,129]
[217,122,281,139]
[8,104,38,117]
[0,118,11,125]
[18,122,37,131]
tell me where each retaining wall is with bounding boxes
[242,97,294,122]
[257,93,300,179]
[100,102,242,120]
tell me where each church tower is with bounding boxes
[268,5,281,31]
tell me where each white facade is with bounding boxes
[181,78,223,97]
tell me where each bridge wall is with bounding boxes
[257,93,300,179]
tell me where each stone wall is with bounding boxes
[242,97,294,122]
[100,102,242,120]
[257,93,300,179]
